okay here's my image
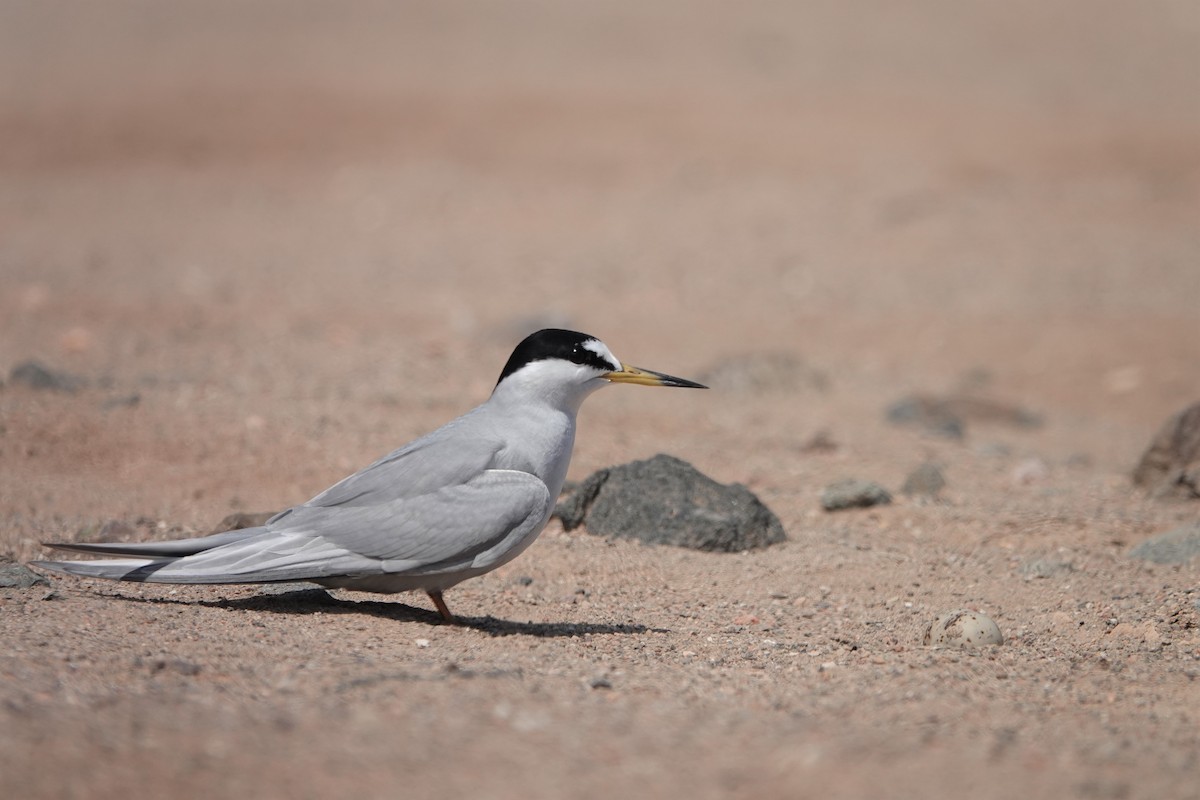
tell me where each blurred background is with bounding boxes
[1,0,1198,506]
[3,5,1200,797]
[4,4,1198,346]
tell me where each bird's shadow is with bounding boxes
[96,586,656,638]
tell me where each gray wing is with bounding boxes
[267,468,553,573]
[298,409,502,509]
[34,469,552,584]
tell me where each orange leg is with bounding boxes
[426,589,456,624]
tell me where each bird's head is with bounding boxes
[492,328,707,410]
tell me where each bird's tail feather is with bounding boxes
[31,527,377,585]
[31,557,176,582]
[29,555,313,585]
[31,527,285,584]
[39,527,266,559]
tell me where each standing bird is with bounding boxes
[33,329,707,622]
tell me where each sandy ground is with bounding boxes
[2,2,1200,798]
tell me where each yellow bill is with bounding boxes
[604,363,708,389]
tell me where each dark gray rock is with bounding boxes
[886,395,965,439]
[1133,401,1200,499]
[901,462,946,497]
[820,479,892,511]
[554,454,785,552]
[8,360,86,393]
[0,560,51,589]
[886,393,1042,439]
[1128,523,1200,565]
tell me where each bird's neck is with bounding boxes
[489,371,603,417]
[485,387,587,494]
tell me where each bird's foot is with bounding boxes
[426,589,457,624]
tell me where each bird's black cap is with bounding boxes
[496,329,617,386]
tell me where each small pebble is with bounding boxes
[924,610,1004,648]
[901,462,946,497]
[821,479,892,511]
[0,561,51,589]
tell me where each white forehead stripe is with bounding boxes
[583,338,622,371]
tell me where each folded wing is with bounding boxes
[35,469,552,585]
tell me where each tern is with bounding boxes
[33,329,707,622]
